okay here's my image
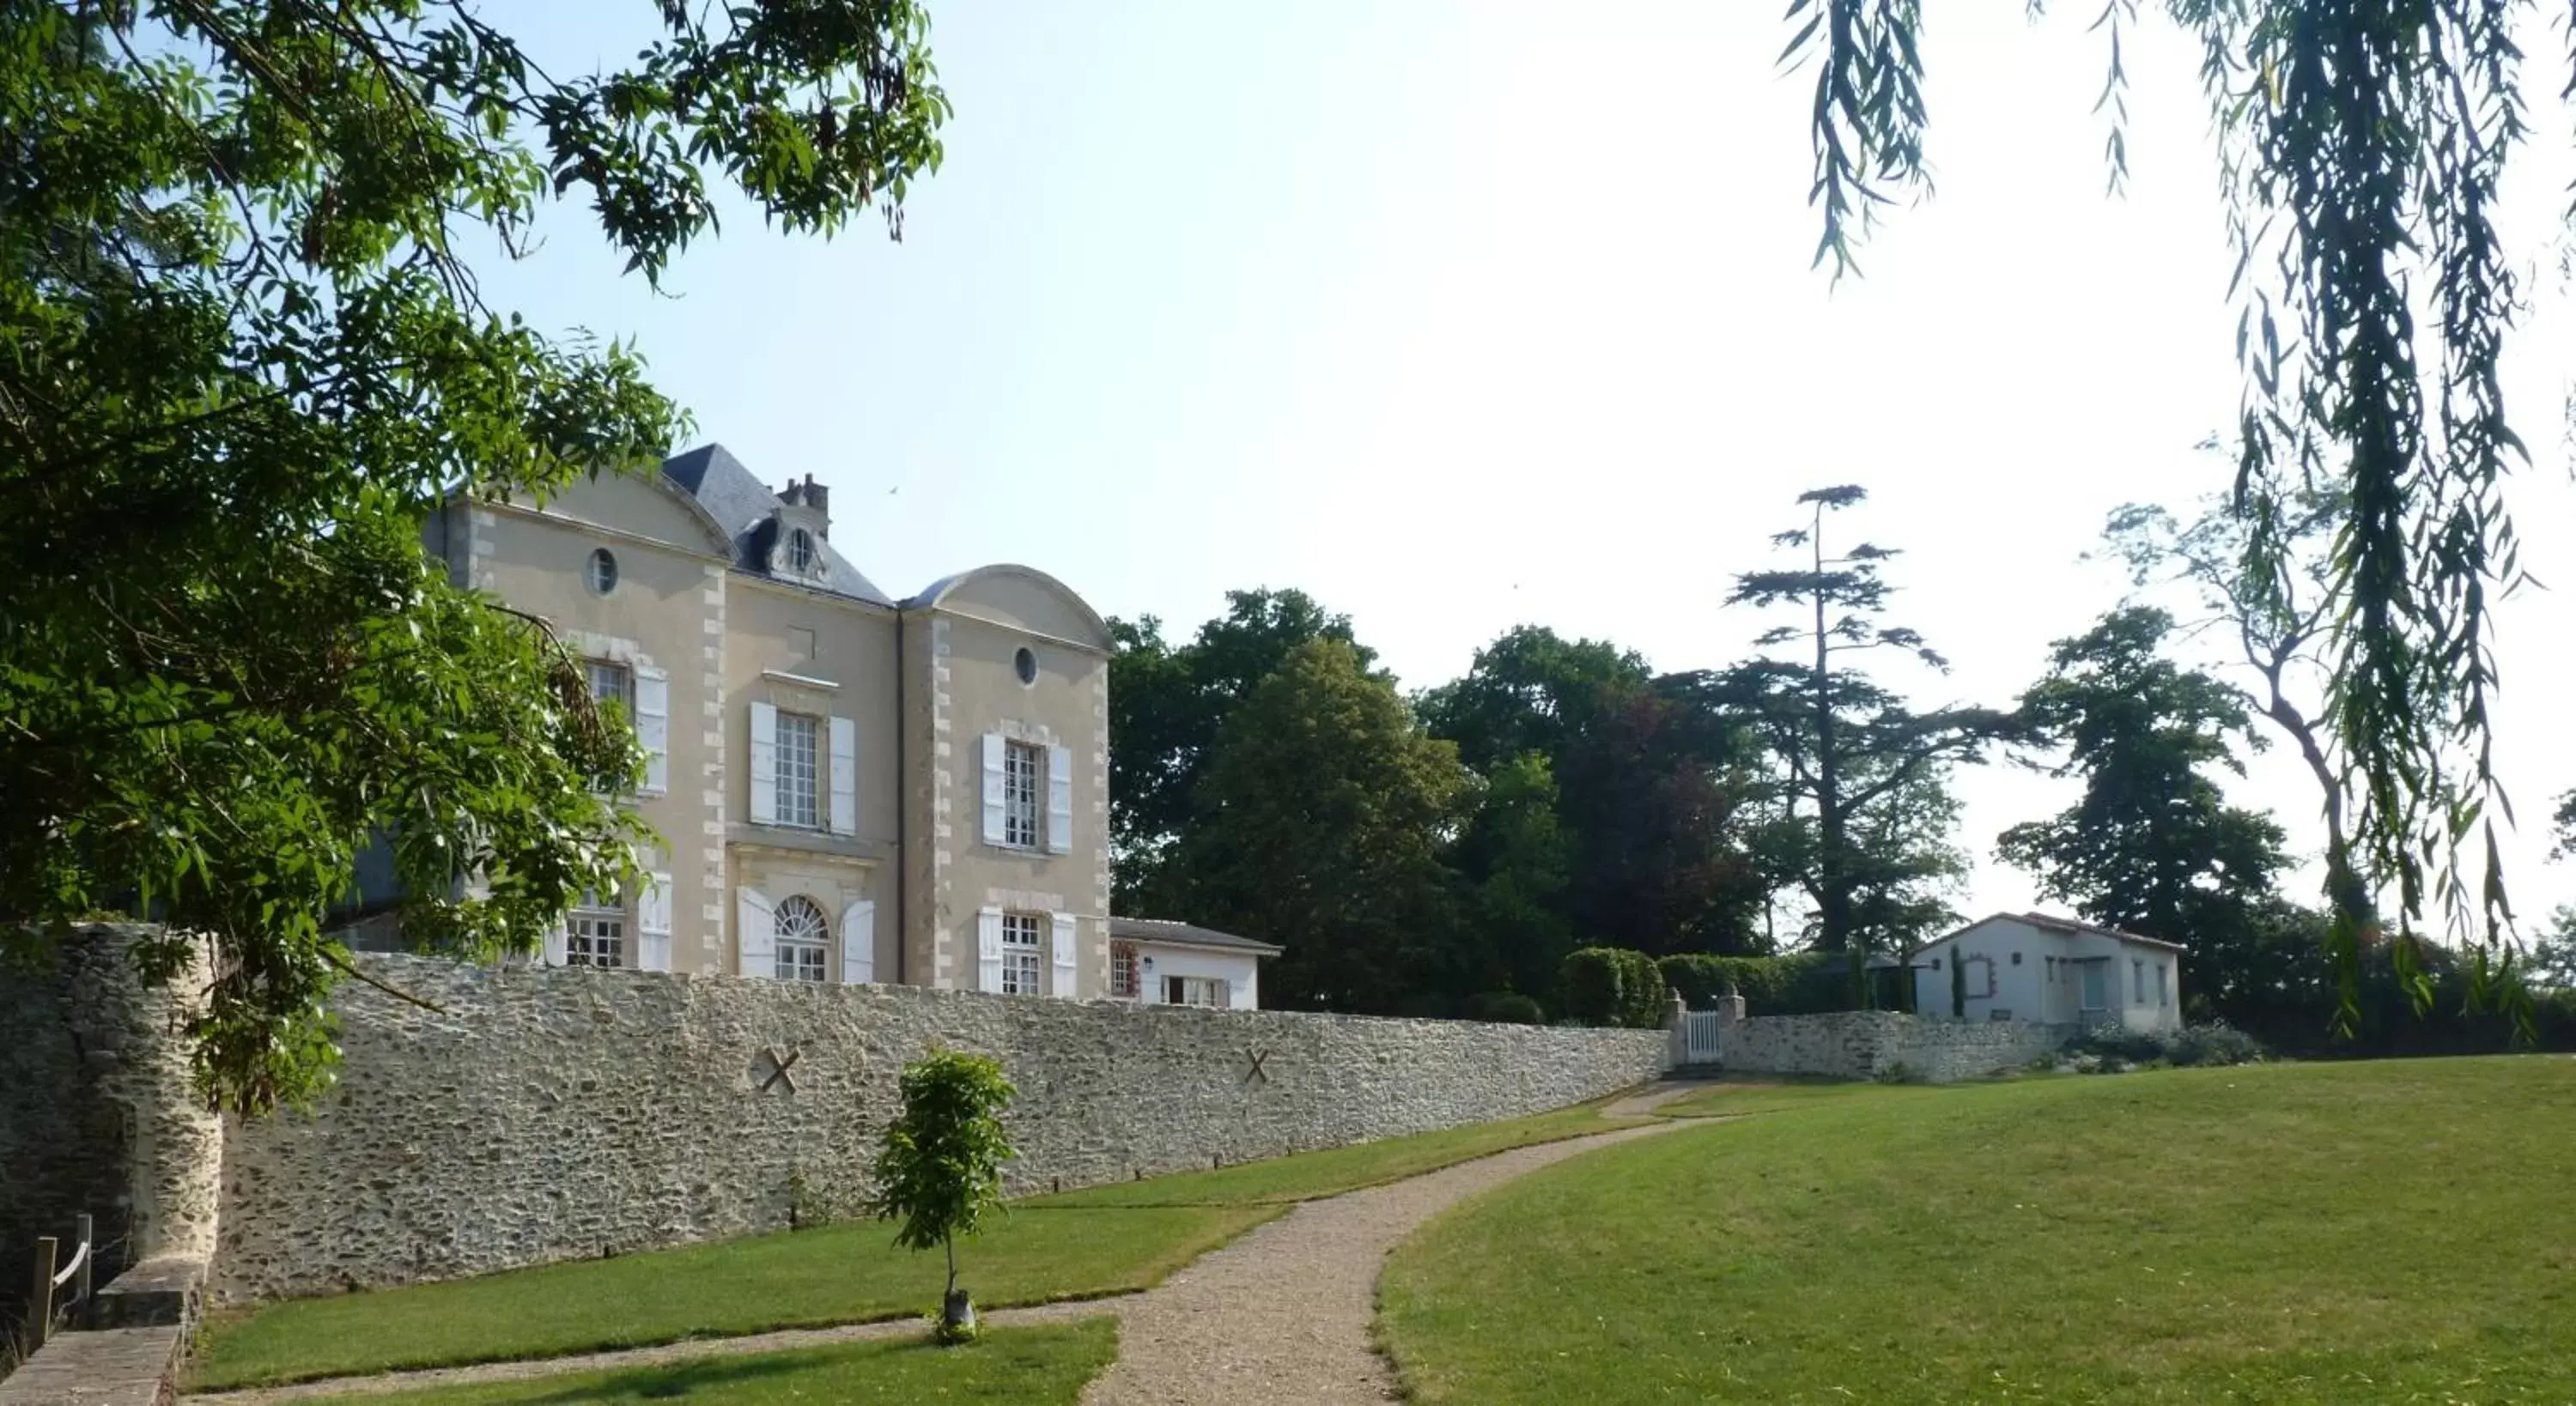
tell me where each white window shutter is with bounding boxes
[738,887,776,978]
[635,668,670,796]
[841,900,875,985]
[638,871,673,971]
[540,918,566,967]
[749,702,778,826]
[829,715,858,834]
[979,734,1006,845]
[976,906,1005,993]
[1046,744,1074,855]
[1050,912,1078,997]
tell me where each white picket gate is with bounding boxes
[1681,1009,1724,1064]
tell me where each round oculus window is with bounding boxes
[1014,646,1038,686]
[586,548,618,595]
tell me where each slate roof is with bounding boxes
[1109,916,1284,956]
[1912,911,2187,956]
[659,443,895,606]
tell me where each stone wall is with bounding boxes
[0,925,222,1324]
[1720,1009,2074,1082]
[211,955,1669,1302]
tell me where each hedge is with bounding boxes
[1561,948,1671,1028]
[1656,952,1856,1015]
[1469,991,1546,1026]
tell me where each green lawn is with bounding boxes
[192,1100,1640,1391]
[1382,1057,2576,1404]
[1042,1101,1645,1208]
[325,1320,1116,1404]
[1649,1074,1938,1118]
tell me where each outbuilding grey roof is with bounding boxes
[1912,911,2188,956]
[1109,916,1284,956]
[659,443,894,606]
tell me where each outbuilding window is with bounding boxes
[1164,976,1228,1008]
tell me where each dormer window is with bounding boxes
[782,527,817,575]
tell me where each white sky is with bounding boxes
[482,3,2576,926]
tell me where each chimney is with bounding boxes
[778,474,830,537]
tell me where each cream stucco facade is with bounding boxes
[422,444,1120,999]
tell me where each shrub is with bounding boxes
[2079,1021,2266,1070]
[1562,948,1669,1028]
[2165,1022,2266,1068]
[1470,991,1546,1025]
[1656,953,1852,1015]
[871,1050,1017,1341]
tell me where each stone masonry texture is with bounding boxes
[0,925,222,1326]
[210,954,1668,1302]
[1721,1009,2077,1082]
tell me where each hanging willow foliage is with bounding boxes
[1782,0,2539,1033]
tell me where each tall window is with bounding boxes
[586,659,630,711]
[1000,912,1043,996]
[775,712,820,828]
[1002,741,1042,848]
[775,895,829,983]
[782,527,817,573]
[2154,963,2170,1008]
[568,898,624,968]
[2132,959,2145,1003]
[1109,942,1140,998]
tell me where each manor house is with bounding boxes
[421,445,1164,1000]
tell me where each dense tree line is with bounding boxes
[1111,487,2009,1020]
[1114,490,2576,1051]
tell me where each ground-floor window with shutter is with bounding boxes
[1163,975,1228,1008]
[1001,912,1044,995]
[1109,941,1139,998]
[567,898,625,967]
[775,894,830,982]
[585,659,630,710]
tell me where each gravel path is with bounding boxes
[189,1090,1709,1405]
[1078,1119,1682,1406]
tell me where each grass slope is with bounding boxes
[330,1320,1116,1404]
[193,1205,1252,1392]
[1042,1103,1643,1208]
[1382,1058,2576,1405]
[194,1101,1638,1391]
[1649,1075,1937,1119]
